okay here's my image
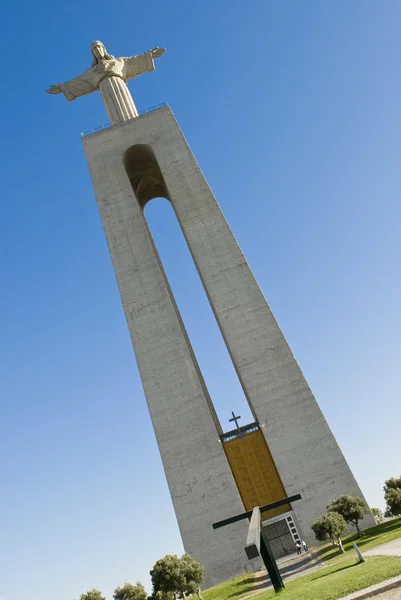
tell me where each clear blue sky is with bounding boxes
[1,1,400,599]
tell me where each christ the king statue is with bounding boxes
[47,41,165,124]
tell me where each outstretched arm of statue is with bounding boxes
[46,84,62,95]
[150,47,166,59]
[123,47,166,81]
[46,70,98,102]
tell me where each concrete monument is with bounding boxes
[47,42,374,587]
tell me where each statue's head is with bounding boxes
[91,41,114,66]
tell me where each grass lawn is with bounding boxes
[312,516,401,564]
[203,556,401,600]
[203,572,254,600]
[202,517,401,600]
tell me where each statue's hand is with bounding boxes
[150,47,166,60]
[46,84,62,95]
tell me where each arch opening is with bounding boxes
[122,147,289,517]
[124,144,169,208]
[144,197,255,432]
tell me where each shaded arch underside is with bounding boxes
[124,143,169,207]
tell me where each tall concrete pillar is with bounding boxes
[82,107,258,587]
[149,111,374,540]
[83,105,374,585]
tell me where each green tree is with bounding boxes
[371,507,384,524]
[151,554,183,599]
[179,554,205,599]
[311,511,347,553]
[327,495,367,537]
[384,476,401,516]
[80,590,106,600]
[152,590,175,600]
[150,554,205,600]
[152,592,174,600]
[113,582,147,600]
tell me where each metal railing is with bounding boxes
[221,422,260,442]
[80,102,167,137]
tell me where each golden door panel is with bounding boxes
[223,429,289,519]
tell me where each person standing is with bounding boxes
[295,541,302,555]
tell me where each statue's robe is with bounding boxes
[59,52,155,101]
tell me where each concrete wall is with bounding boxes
[82,109,258,587]
[82,105,374,584]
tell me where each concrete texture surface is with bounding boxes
[82,107,258,587]
[365,539,401,557]
[82,105,374,585]
[365,590,401,599]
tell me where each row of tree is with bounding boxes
[80,476,401,598]
[80,584,147,600]
[311,475,401,553]
[311,495,368,552]
[382,476,401,517]
[79,553,204,600]
[369,476,401,522]
[365,476,401,522]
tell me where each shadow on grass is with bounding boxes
[238,573,271,595]
[251,580,271,593]
[234,577,254,588]
[226,587,254,599]
[312,547,341,561]
[222,576,255,599]
[312,534,363,561]
[365,519,401,535]
[309,561,359,581]
[312,517,401,562]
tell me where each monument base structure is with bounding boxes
[82,105,374,586]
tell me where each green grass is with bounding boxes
[203,556,401,600]
[312,516,401,564]
[254,557,401,600]
[201,518,401,600]
[202,572,255,600]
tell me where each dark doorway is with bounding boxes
[263,518,295,559]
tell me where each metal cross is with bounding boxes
[229,411,243,437]
[212,494,302,594]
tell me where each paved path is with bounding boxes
[365,538,401,557]
[364,590,401,599]
[244,552,323,598]
[243,542,401,600]
[277,552,323,582]
[339,575,401,600]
